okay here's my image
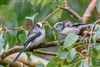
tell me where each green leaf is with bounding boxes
[0,33,6,50]
[68,0,90,16]
[0,5,17,28]
[96,0,100,13]
[6,31,17,47]
[41,0,52,9]
[93,25,100,45]
[16,30,26,45]
[79,59,88,67]
[36,0,53,21]
[59,50,68,60]
[36,63,45,67]
[0,65,4,67]
[0,0,9,6]
[30,0,42,14]
[67,48,77,62]
[64,33,79,49]
[91,47,99,57]
[92,57,97,67]
[47,57,59,67]
[13,0,33,25]
[60,64,73,67]
[45,23,57,41]
[93,27,100,42]
[94,44,100,50]
[59,48,77,62]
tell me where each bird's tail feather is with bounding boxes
[13,43,29,62]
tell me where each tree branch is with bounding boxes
[41,8,59,23]
[33,49,57,56]
[0,25,31,32]
[87,20,100,67]
[0,40,62,66]
[1,23,100,60]
[0,58,30,67]
[57,6,82,21]
[82,0,96,23]
[0,40,63,60]
[64,0,68,7]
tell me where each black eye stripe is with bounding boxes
[36,24,41,28]
[57,23,64,27]
[35,23,43,29]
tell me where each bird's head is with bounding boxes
[52,21,72,32]
[34,22,44,31]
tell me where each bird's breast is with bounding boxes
[60,27,80,35]
[31,30,45,47]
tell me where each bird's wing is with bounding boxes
[27,26,36,36]
[72,23,92,28]
[72,23,87,27]
[26,32,41,45]
[13,32,41,62]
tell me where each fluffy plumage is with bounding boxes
[53,21,92,36]
[13,22,45,62]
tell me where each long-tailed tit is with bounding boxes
[13,22,45,62]
[53,21,92,36]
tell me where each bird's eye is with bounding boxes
[67,24,70,27]
[56,25,59,28]
[36,24,41,28]
[59,23,64,27]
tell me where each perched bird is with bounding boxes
[13,22,45,62]
[53,20,92,36]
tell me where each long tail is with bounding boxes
[13,42,29,62]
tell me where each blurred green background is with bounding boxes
[0,0,100,67]
[0,0,100,48]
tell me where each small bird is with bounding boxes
[53,20,92,36]
[13,22,45,62]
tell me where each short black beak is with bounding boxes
[42,22,46,25]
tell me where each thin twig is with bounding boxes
[80,28,92,42]
[57,6,82,21]
[33,49,57,56]
[87,20,100,67]
[0,34,100,61]
[41,8,60,23]
[64,0,68,7]
[80,20,100,42]
[0,33,100,65]
[0,26,31,32]
[87,26,94,67]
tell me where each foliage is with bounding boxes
[96,0,100,13]
[0,0,100,67]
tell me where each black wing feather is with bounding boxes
[13,32,41,62]
[72,23,90,27]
